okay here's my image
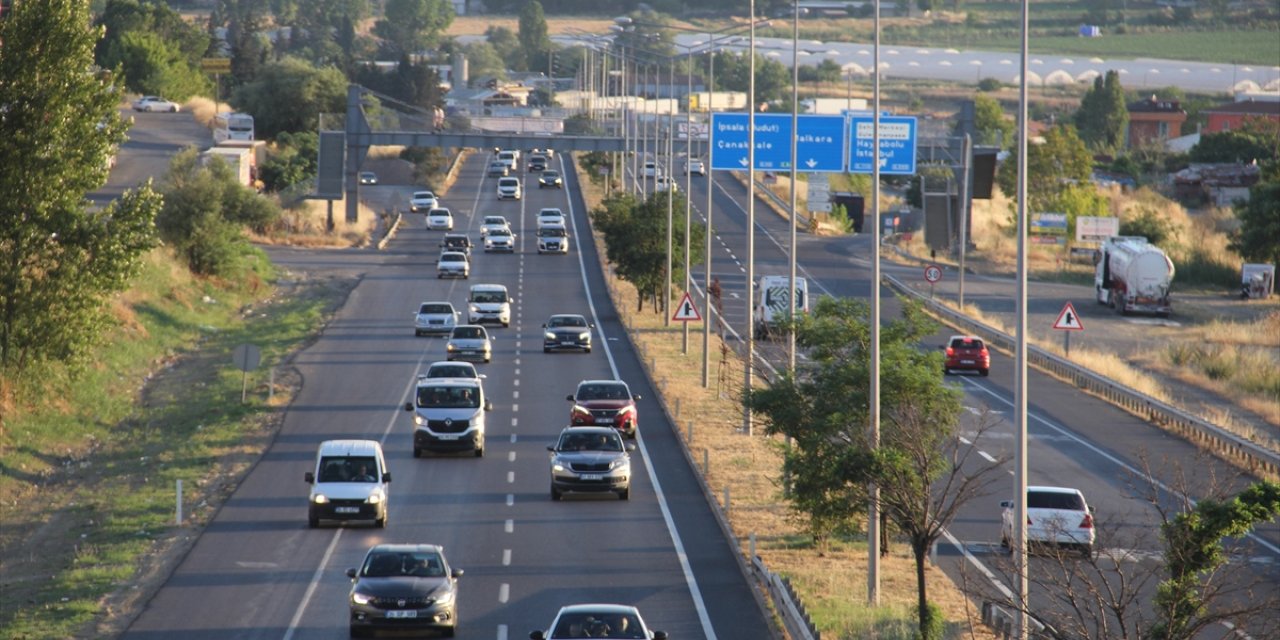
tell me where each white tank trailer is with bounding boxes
[1094,236,1175,316]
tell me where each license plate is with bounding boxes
[596,418,613,425]
[581,474,603,481]
[335,507,359,514]
[961,360,975,365]
[386,610,417,619]
[561,341,575,346]
[436,434,458,440]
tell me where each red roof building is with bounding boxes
[1202,99,1280,133]
[1126,95,1186,149]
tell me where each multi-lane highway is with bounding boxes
[667,161,1280,634]
[122,154,773,639]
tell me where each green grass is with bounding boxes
[0,246,347,639]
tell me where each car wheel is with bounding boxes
[617,487,630,500]
[169,106,178,113]
[350,624,370,638]
[1080,544,1094,559]
[544,347,551,353]
[979,368,989,377]
[474,444,484,458]
[413,445,422,458]
[943,368,951,375]
[375,513,387,528]
[308,514,320,529]
[502,321,509,328]
[584,347,591,354]
[551,486,562,501]
[484,356,490,363]
[442,625,456,638]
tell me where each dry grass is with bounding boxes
[185,96,231,128]
[577,160,996,639]
[254,198,381,248]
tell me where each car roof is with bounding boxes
[1026,485,1084,495]
[578,379,627,387]
[430,208,452,214]
[417,375,482,388]
[440,251,467,258]
[540,208,563,214]
[413,191,434,197]
[367,543,444,554]
[470,283,507,291]
[555,604,641,616]
[418,301,455,309]
[549,314,587,320]
[558,426,619,437]
[317,439,382,456]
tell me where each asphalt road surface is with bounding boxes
[122,154,773,639]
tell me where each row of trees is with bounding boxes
[591,184,706,313]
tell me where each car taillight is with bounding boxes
[980,347,989,358]
[1079,513,1094,529]
[945,347,955,357]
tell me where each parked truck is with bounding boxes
[801,97,867,114]
[687,91,748,112]
[754,275,809,339]
[199,146,257,190]
[1094,236,1175,316]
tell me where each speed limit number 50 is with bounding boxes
[924,265,942,283]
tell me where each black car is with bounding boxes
[347,544,462,638]
[440,233,472,256]
[543,314,593,353]
[538,170,563,189]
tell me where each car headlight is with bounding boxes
[367,491,383,504]
[571,404,591,415]
[415,414,426,426]
[447,343,457,351]
[469,305,480,313]
[432,589,455,606]
[351,590,373,605]
[545,332,556,340]
[609,457,629,470]
[552,458,567,472]
[618,405,635,415]
[312,494,328,504]
[578,332,590,341]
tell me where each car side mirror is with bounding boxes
[382,472,392,483]
[451,568,464,578]
[589,323,596,328]
[566,394,575,402]
[304,471,315,484]
[653,632,668,640]
[478,374,487,379]
[633,394,643,401]
[1000,500,1013,509]
[404,402,414,412]
[547,445,556,451]
[1089,506,1096,513]
[485,401,494,411]
[541,323,547,328]
[626,443,637,452]
[346,568,357,579]
[530,632,547,640]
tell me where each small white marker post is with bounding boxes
[176,479,183,525]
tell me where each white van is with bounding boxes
[753,275,808,339]
[468,284,511,327]
[304,439,391,528]
[497,150,518,170]
[404,377,493,457]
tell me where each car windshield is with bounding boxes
[441,254,465,263]
[418,385,480,408]
[431,210,451,217]
[499,179,517,187]
[427,364,473,378]
[471,292,507,304]
[361,551,446,578]
[539,228,566,237]
[951,338,984,349]
[1028,491,1086,510]
[549,316,586,328]
[414,192,434,199]
[317,456,378,483]
[551,612,644,638]
[444,236,467,245]
[484,217,505,225]
[558,432,623,452]
[578,384,627,400]
[419,304,452,314]
[543,171,560,178]
[452,327,484,339]
[490,229,511,237]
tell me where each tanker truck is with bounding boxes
[1094,236,1175,316]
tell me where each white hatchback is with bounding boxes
[496,177,522,200]
[427,207,454,230]
[1001,486,1096,557]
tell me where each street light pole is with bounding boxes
[702,42,717,388]
[744,0,756,437]
[665,56,675,326]
[868,0,882,607]
[683,45,693,355]
[788,0,800,375]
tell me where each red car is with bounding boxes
[567,380,641,438]
[943,335,990,376]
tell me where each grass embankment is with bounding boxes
[0,247,352,638]
[574,160,997,639]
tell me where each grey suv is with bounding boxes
[547,426,634,501]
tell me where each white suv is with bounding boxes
[536,208,566,229]
[403,378,491,458]
[537,224,569,254]
[1001,486,1096,557]
[496,177,522,200]
[304,440,390,528]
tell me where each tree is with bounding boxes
[374,0,454,56]
[1229,176,1280,267]
[485,26,521,72]
[749,297,1005,640]
[714,51,791,105]
[258,131,318,192]
[518,1,552,76]
[593,191,705,312]
[95,0,213,100]
[997,124,1094,212]
[0,0,161,371]
[231,56,348,139]
[972,94,1014,148]
[216,0,268,86]
[459,41,507,83]
[1075,70,1128,152]
[1190,119,1279,164]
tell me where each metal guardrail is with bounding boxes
[750,553,821,640]
[884,273,1280,480]
[982,602,1049,639]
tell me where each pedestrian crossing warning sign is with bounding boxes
[672,292,702,322]
[1052,301,1084,331]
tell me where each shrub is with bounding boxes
[1119,205,1175,246]
[977,77,1003,92]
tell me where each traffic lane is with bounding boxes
[123,240,431,637]
[91,109,212,205]
[565,154,777,639]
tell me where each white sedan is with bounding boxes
[131,96,180,113]
[480,215,510,237]
[410,191,439,213]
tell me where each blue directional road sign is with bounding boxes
[848,115,918,175]
[710,113,845,172]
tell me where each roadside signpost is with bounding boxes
[924,264,942,298]
[672,292,702,323]
[807,173,831,213]
[232,343,261,403]
[1052,301,1084,356]
[709,113,845,172]
[848,115,918,175]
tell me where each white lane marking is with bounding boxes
[507,471,515,484]
[499,583,510,603]
[512,404,519,413]
[514,379,520,387]
[498,624,508,640]
[977,450,997,463]
[506,494,514,506]
[958,436,972,445]
[235,561,278,568]
[505,519,514,533]
[515,368,520,376]
[510,434,517,443]
[508,451,516,462]
[282,529,344,640]
[283,346,436,639]
[516,341,522,349]
[514,358,521,366]
[563,159,719,640]
[503,549,512,565]
[513,391,520,399]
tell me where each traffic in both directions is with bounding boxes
[653,153,1280,629]
[122,153,771,639]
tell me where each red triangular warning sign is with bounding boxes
[1053,301,1084,331]
[672,292,702,322]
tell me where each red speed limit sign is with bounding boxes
[924,265,943,283]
